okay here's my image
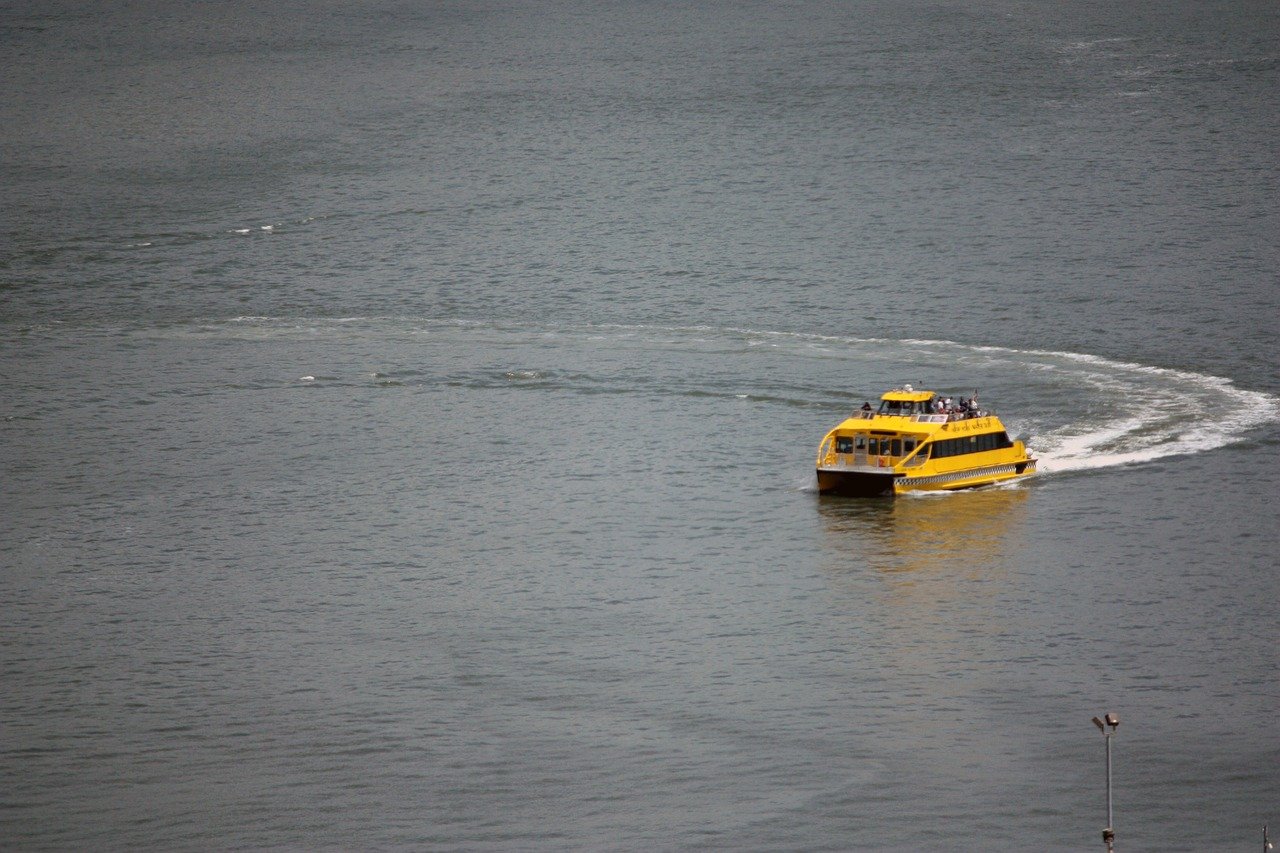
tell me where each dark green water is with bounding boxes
[3,2,1278,849]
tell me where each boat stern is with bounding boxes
[815,465,902,497]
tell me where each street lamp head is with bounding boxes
[1105,713,1119,729]
[1092,716,1105,732]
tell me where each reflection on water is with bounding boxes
[812,486,1043,825]
[819,481,1029,653]
[819,485,1029,580]
[815,486,1034,725]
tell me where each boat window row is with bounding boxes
[928,431,1012,459]
[878,400,930,415]
[834,436,918,456]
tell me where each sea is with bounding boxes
[2,1,1278,849]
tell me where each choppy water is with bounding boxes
[3,1,1278,850]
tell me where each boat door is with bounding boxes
[867,436,902,464]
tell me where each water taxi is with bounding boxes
[815,386,1036,496]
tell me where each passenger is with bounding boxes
[862,401,873,411]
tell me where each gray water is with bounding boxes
[2,1,1278,849]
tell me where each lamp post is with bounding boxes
[1091,713,1119,853]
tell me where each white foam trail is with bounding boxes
[1027,364,1279,474]
[174,318,1279,476]
[694,328,1279,476]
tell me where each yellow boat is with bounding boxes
[815,386,1036,497]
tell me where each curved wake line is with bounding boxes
[163,316,1280,475]
[623,328,1280,475]
[957,347,1280,475]
[709,328,1278,475]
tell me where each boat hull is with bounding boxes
[817,460,1036,497]
[897,460,1035,493]
[815,467,900,497]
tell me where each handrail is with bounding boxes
[909,411,994,423]
[820,451,916,469]
[853,410,993,423]
[817,434,836,467]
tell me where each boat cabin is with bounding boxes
[823,387,1011,468]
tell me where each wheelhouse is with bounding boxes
[875,389,935,417]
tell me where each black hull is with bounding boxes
[816,468,900,497]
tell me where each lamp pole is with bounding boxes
[1091,713,1119,853]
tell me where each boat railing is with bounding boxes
[913,411,991,423]
[852,410,990,423]
[819,435,930,469]
[821,450,912,469]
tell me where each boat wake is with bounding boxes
[991,351,1280,474]
[119,316,1280,477]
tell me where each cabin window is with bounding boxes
[979,432,1011,451]
[856,436,866,450]
[889,439,902,456]
[835,436,854,453]
[977,432,1011,452]
[903,439,916,454]
[928,432,1014,459]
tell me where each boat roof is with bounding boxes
[881,388,934,403]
